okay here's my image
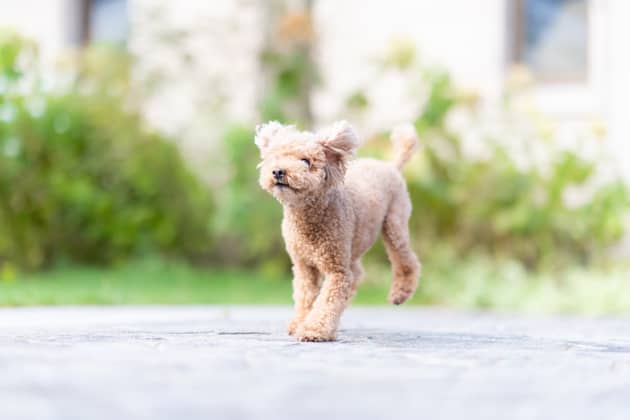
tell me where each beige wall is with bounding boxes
[609,0,630,179]
[0,0,80,60]
[313,0,627,177]
[314,0,507,128]
[1,0,627,178]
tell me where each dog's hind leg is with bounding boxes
[348,259,364,302]
[382,191,421,305]
[287,262,322,336]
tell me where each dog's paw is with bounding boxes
[388,288,414,305]
[295,324,336,342]
[287,317,303,336]
[296,332,336,342]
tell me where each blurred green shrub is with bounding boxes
[219,31,629,272]
[0,33,214,269]
[259,6,317,126]
[412,71,627,269]
[212,125,287,274]
[209,4,317,274]
[3,27,626,274]
[357,65,629,270]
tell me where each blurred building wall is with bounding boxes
[127,0,263,147]
[314,0,629,179]
[0,0,628,178]
[314,0,508,128]
[609,0,630,180]
[0,0,80,59]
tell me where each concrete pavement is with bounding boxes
[1,306,629,420]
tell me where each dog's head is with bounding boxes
[255,120,360,205]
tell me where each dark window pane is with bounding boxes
[89,0,128,44]
[517,0,588,81]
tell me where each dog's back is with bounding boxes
[345,159,406,255]
[344,125,419,262]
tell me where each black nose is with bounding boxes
[272,169,286,180]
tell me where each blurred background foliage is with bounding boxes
[215,17,629,274]
[1,1,629,312]
[0,33,214,270]
[374,67,628,271]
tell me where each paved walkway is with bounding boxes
[1,306,629,420]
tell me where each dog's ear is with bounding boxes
[254,121,284,155]
[317,120,360,157]
[316,121,360,185]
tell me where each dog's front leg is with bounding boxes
[295,269,352,342]
[288,263,322,336]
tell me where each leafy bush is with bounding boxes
[411,73,627,268]
[354,50,629,270]
[258,6,317,126]
[212,125,286,273]
[209,6,318,274]
[0,33,214,269]
[217,33,629,272]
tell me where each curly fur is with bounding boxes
[256,120,421,342]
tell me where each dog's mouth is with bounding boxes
[274,182,296,191]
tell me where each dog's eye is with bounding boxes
[300,158,310,167]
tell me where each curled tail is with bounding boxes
[390,123,420,170]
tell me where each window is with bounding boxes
[513,0,588,82]
[80,0,128,46]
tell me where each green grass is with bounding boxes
[0,259,401,306]
[0,260,291,306]
[0,258,398,306]
[1,257,630,314]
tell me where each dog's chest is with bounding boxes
[282,218,332,261]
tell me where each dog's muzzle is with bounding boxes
[272,168,286,182]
